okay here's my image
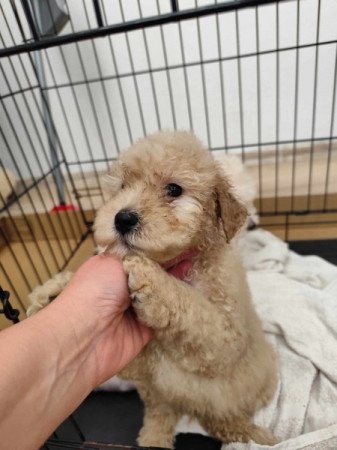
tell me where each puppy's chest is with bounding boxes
[151,350,235,416]
[187,271,218,297]
[188,274,233,311]
[187,276,206,292]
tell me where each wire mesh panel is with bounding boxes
[1,0,336,212]
[0,0,337,446]
[1,0,337,317]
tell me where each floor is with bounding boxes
[289,239,337,265]
[52,391,222,450]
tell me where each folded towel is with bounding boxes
[237,228,288,272]
[223,229,337,449]
[239,228,337,289]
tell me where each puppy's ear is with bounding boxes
[215,172,248,243]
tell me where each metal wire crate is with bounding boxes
[0,0,337,447]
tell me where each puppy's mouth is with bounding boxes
[160,249,199,271]
[115,231,198,267]
[103,234,198,272]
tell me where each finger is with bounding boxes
[139,323,154,344]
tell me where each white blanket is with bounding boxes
[100,229,337,449]
[225,229,337,449]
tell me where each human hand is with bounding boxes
[55,255,191,387]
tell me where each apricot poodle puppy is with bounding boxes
[28,131,277,448]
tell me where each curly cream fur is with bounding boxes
[96,131,277,448]
[27,131,277,448]
[27,272,72,317]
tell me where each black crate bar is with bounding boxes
[0,1,288,58]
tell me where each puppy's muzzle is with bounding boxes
[115,209,139,235]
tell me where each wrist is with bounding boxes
[0,304,99,449]
[46,295,106,390]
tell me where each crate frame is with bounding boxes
[1,0,337,447]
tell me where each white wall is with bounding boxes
[1,0,337,179]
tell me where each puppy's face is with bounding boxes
[94,132,246,265]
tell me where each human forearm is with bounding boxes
[0,295,100,450]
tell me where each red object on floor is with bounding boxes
[51,204,78,212]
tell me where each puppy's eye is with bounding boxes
[121,183,125,189]
[166,183,183,198]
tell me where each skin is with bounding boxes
[0,254,190,450]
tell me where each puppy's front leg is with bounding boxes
[123,255,174,329]
[123,255,245,369]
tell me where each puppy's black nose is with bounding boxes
[115,209,139,235]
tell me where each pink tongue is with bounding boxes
[167,259,192,279]
[160,249,198,270]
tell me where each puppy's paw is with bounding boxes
[123,254,158,274]
[123,255,169,328]
[123,255,157,303]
